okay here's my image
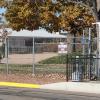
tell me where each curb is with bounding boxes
[0,82,40,89]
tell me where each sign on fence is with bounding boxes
[58,42,67,54]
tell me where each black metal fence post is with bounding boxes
[66,54,68,81]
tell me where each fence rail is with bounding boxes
[66,55,99,81]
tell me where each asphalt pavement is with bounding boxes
[0,87,100,100]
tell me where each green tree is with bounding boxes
[5,0,96,52]
[5,1,95,32]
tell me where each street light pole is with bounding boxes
[88,28,92,55]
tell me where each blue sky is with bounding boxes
[0,7,6,14]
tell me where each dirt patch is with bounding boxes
[0,73,66,84]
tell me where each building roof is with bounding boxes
[8,29,66,38]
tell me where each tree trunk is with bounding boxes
[73,33,76,52]
[67,33,73,54]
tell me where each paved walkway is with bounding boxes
[1,53,58,64]
[41,82,100,94]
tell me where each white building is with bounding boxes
[6,29,67,53]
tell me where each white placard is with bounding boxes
[58,42,67,54]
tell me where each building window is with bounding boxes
[25,39,33,46]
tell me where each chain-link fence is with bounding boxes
[0,34,98,82]
[67,36,97,55]
[0,37,67,82]
[7,43,66,75]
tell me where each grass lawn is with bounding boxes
[0,54,72,74]
[0,63,66,74]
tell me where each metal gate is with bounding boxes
[66,55,99,81]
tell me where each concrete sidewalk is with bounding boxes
[41,82,100,94]
[0,81,100,94]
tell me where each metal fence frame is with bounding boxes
[66,54,99,82]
